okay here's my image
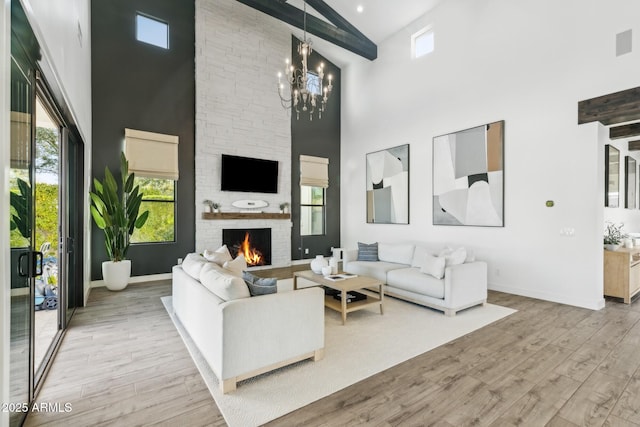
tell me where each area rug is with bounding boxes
[161,281,515,427]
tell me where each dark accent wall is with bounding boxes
[291,36,341,260]
[90,0,195,279]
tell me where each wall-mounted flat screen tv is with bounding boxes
[221,154,278,193]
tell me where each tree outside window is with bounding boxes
[130,177,175,243]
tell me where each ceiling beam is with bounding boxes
[610,123,640,140]
[628,140,640,151]
[235,0,377,61]
[578,86,640,126]
[305,0,374,46]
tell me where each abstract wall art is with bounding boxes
[433,121,504,227]
[366,144,409,224]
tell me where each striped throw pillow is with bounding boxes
[357,242,379,261]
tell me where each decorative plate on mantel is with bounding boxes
[231,200,269,210]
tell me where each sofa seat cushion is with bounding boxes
[344,261,406,282]
[386,267,445,299]
[199,262,250,301]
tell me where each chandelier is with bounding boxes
[277,0,333,121]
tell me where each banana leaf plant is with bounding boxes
[89,152,149,262]
[10,178,32,240]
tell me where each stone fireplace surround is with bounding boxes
[194,0,292,268]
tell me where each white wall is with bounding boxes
[195,0,293,266]
[20,0,93,301]
[1,1,11,424]
[341,0,640,309]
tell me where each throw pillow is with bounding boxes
[465,249,476,263]
[203,244,233,266]
[181,253,208,280]
[223,256,247,276]
[439,247,467,267]
[199,262,250,301]
[357,242,379,261]
[420,253,446,279]
[242,271,278,296]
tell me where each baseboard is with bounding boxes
[91,272,172,288]
[489,283,606,311]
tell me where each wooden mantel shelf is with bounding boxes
[202,212,291,220]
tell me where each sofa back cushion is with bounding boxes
[199,262,250,301]
[378,243,414,265]
[182,253,208,280]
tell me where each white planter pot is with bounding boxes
[102,260,131,291]
[310,255,328,274]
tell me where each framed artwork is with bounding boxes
[605,145,619,207]
[625,156,636,209]
[366,144,409,224]
[433,120,504,226]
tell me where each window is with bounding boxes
[136,14,169,49]
[306,72,321,95]
[412,27,434,58]
[300,186,325,236]
[130,177,175,243]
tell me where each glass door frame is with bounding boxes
[32,74,67,391]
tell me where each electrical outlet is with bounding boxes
[305,248,309,254]
[177,258,183,265]
[495,268,500,277]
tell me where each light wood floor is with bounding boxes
[25,279,640,426]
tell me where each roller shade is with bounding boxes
[124,128,179,180]
[300,155,329,188]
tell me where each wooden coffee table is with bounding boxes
[293,270,384,324]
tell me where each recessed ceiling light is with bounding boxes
[356,5,364,13]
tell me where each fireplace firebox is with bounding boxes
[222,228,271,267]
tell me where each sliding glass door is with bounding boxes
[8,2,83,424]
[8,41,33,427]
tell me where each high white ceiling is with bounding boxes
[284,0,444,66]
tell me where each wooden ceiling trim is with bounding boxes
[610,123,640,140]
[305,0,373,44]
[578,86,640,125]
[235,0,377,60]
[628,140,640,151]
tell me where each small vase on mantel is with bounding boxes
[310,255,328,274]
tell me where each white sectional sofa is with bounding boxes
[343,243,487,316]
[172,253,325,393]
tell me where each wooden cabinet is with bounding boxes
[604,247,640,303]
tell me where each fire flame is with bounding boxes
[238,232,264,266]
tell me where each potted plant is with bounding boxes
[90,153,149,290]
[604,221,626,251]
[212,202,221,213]
[279,202,289,214]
